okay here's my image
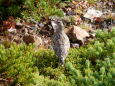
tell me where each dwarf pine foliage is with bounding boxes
[0,0,66,20]
[0,27,115,86]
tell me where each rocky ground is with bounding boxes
[0,0,115,49]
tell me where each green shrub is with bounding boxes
[64,28,115,86]
[0,43,68,86]
[21,0,64,21]
[35,49,58,69]
[0,27,115,86]
[0,0,24,18]
[0,43,39,85]
[0,0,66,20]
[34,28,115,86]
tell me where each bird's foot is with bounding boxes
[60,59,65,66]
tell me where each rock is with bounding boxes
[72,26,89,40]
[7,27,16,33]
[89,30,96,38]
[111,13,115,20]
[73,15,82,25]
[13,36,22,43]
[71,43,79,48]
[26,24,38,34]
[66,10,76,16]
[42,37,52,49]
[23,35,42,47]
[21,27,28,35]
[30,19,38,24]
[34,35,42,47]
[16,22,23,29]
[38,23,45,28]
[26,24,38,30]
[89,32,96,38]
[67,26,90,45]
[0,78,8,86]
[84,7,103,21]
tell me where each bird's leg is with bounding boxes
[59,57,65,66]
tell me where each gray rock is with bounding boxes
[16,22,23,29]
[71,43,79,48]
[84,7,103,21]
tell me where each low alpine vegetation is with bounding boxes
[0,27,115,86]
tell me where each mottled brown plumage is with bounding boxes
[51,18,70,66]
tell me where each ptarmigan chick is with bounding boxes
[51,18,70,66]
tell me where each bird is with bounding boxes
[51,17,70,66]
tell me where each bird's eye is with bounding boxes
[57,21,60,23]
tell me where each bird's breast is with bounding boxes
[52,32,70,48]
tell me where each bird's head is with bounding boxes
[50,17,64,32]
